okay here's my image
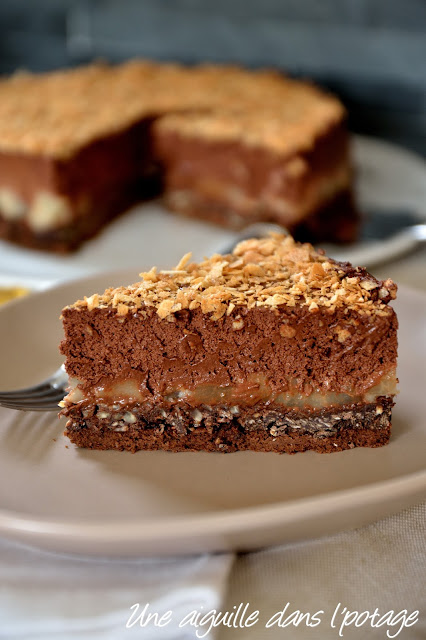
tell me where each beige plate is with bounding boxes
[0,274,425,557]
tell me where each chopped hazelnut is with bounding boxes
[360,280,378,291]
[311,262,325,278]
[232,317,244,330]
[335,326,351,343]
[280,325,296,338]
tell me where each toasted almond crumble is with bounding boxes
[0,60,343,158]
[67,234,397,321]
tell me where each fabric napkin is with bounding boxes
[220,503,426,640]
[0,538,233,640]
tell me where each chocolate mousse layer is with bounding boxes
[60,304,397,400]
[59,235,398,454]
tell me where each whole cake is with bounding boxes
[59,234,398,453]
[0,61,357,252]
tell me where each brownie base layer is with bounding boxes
[165,187,359,244]
[63,398,393,453]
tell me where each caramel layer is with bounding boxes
[63,370,397,410]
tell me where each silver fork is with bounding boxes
[0,365,68,411]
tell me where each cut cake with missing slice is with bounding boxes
[0,61,357,252]
[59,234,398,453]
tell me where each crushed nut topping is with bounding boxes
[68,234,397,321]
[0,61,343,158]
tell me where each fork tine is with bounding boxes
[0,387,52,399]
[0,385,65,400]
[0,376,67,398]
[0,364,68,411]
[0,383,51,396]
[0,402,61,412]
[15,390,65,404]
[0,390,66,410]
[0,394,65,409]
[0,364,68,403]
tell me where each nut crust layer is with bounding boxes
[63,398,393,453]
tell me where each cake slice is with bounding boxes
[59,234,397,453]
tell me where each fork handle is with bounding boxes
[331,224,426,269]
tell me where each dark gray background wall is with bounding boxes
[1,0,425,155]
